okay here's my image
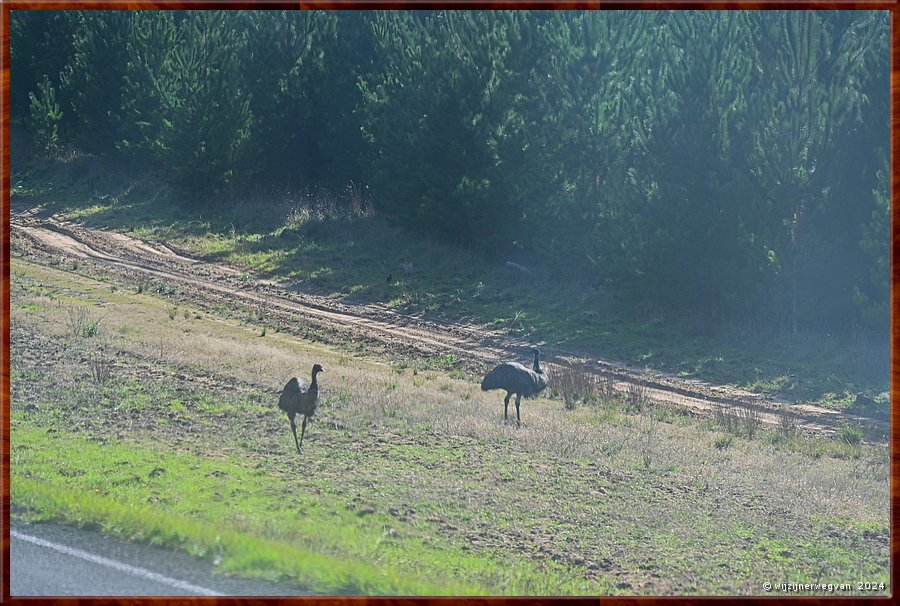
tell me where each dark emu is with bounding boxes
[481,348,547,424]
[279,363,324,453]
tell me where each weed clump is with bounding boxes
[89,352,113,385]
[714,403,761,438]
[713,434,733,450]
[67,305,101,338]
[550,366,623,411]
[778,407,799,438]
[636,414,659,468]
[841,423,864,446]
[625,384,648,413]
[551,365,599,410]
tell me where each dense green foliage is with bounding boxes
[11,9,889,334]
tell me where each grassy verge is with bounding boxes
[12,427,467,595]
[15,421,607,595]
[10,255,890,596]
[11,156,889,411]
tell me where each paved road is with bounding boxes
[11,521,316,596]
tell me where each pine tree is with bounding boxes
[748,11,880,336]
[27,74,63,157]
[155,11,253,202]
[59,11,130,154]
[118,11,180,162]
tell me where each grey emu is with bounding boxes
[481,348,547,424]
[278,363,324,453]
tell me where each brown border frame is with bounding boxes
[0,2,895,604]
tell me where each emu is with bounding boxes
[278,363,324,453]
[481,348,547,424]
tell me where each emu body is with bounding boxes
[278,363,324,453]
[481,348,547,423]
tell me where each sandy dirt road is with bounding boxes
[9,206,889,442]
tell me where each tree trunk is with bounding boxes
[790,201,804,341]
[791,253,798,339]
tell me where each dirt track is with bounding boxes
[9,205,889,442]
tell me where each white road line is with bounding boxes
[11,530,225,596]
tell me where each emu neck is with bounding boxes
[532,353,543,374]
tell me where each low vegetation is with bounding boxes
[10,257,890,595]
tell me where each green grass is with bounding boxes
[11,425,462,595]
[765,431,865,460]
[13,420,603,596]
[10,353,888,596]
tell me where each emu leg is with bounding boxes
[298,416,309,452]
[515,394,522,425]
[289,414,301,453]
[503,393,512,419]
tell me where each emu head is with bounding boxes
[312,363,324,376]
